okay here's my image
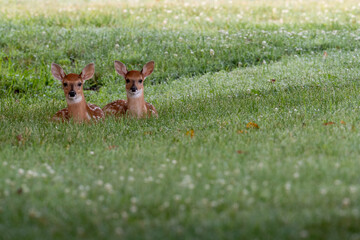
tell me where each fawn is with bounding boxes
[102,61,158,118]
[51,63,104,123]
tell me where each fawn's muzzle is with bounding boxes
[69,91,76,97]
[130,85,137,92]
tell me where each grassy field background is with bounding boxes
[1,0,360,239]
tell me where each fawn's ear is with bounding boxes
[51,63,66,81]
[80,63,95,81]
[141,61,154,78]
[114,61,128,78]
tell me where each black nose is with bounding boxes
[69,91,76,97]
[130,86,137,92]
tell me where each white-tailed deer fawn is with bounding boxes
[51,63,104,123]
[102,61,158,118]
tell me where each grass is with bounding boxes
[1,0,360,239]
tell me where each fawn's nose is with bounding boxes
[130,85,137,92]
[69,91,76,97]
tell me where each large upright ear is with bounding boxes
[80,63,95,81]
[141,61,154,78]
[114,61,128,78]
[51,63,66,81]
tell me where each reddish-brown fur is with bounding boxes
[103,61,158,118]
[51,63,104,123]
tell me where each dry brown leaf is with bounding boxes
[323,51,328,58]
[323,122,335,126]
[246,122,259,129]
[340,121,346,125]
[16,134,23,142]
[107,145,117,150]
[186,129,195,138]
[237,130,248,134]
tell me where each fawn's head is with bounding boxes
[114,61,154,98]
[51,63,95,104]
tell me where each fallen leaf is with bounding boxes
[237,150,244,154]
[237,130,248,134]
[340,121,346,125]
[16,134,23,142]
[270,79,276,83]
[186,129,195,138]
[323,122,335,126]
[246,122,259,129]
[323,51,328,59]
[107,145,117,150]
[143,131,152,135]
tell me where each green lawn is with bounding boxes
[1,0,360,239]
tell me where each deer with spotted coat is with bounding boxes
[102,61,158,118]
[51,63,104,123]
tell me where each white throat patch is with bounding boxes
[127,89,143,99]
[66,95,83,104]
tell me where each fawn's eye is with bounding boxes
[126,79,130,83]
[77,82,82,87]
[139,80,143,84]
[63,83,68,87]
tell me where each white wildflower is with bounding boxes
[96,180,103,186]
[131,197,137,204]
[180,175,194,189]
[18,168,25,175]
[342,198,350,206]
[104,183,113,193]
[285,182,291,191]
[130,205,137,213]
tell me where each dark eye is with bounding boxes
[139,80,143,84]
[126,79,130,83]
[78,82,82,87]
[63,83,68,87]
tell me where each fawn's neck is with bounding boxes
[127,91,146,118]
[67,94,90,122]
